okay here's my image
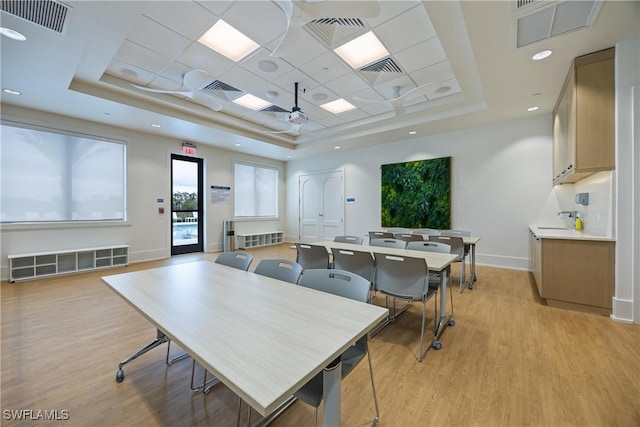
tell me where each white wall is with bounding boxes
[0,105,286,281]
[286,115,554,270]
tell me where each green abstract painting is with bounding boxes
[381,157,451,229]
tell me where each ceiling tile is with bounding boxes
[114,40,174,75]
[298,51,352,84]
[218,66,268,94]
[374,4,436,52]
[238,50,296,81]
[174,43,237,77]
[105,60,158,85]
[427,78,462,100]
[220,1,284,47]
[324,72,371,98]
[195,0,233,17]
[395,37,447,74]
[410,60,456,87]
[126,16,192,59]
[142,1,216,40]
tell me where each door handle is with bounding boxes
[319,213,323,217]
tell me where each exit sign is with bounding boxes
[182,142,197,155]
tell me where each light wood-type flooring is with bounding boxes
[2,244,639,426]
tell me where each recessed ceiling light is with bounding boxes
[198,20,259,62]
[2,88,21,95]
[235,143,241,147]
[527,106,540,112]
[287,155,292,158]
[0,27,26,41]
[151,123,161,128]
[334,31,389,69]
[532,50,552,61]
[334,146,341,150]
[409,131,417,135]
[321,99,356,114]
[233,93,271,110]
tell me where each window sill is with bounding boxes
[0,220,131,231]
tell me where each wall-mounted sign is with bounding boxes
[346,197,355,204]
[182,142,197,155]
[211,185,231,204]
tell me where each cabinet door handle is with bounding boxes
[567,164,573,170]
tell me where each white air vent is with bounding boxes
[515,0,602,48]
[513,0,540,11]
[305,18,368,49]
[358,57,403,85]
[1,0,70,33]
[201,80,241,93]
[260,105,290,115]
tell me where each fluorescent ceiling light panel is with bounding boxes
[198,20,259,62]
[334,31,389,69]
[321,99,356,114]
[233,94,271,110]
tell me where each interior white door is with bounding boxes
[299,171,344,242]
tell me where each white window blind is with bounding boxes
[234,162,277,218]
[0,122,126,222]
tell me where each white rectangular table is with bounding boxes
[313,241,458,347]
[102,261,388,426]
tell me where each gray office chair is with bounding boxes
[393,233,424,243]
[369,238,407,249]
[373,253,437,361]
[368,231,394,241]
[295,243,330,270]
[214,251,254,271]
[428,235,466,292]
[296,269,380,427]
[330,248,376,302]
[253,259,302,284]
[333,235,364,245]
[406,241,455,321]
[439,229,472,262]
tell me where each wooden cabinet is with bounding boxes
[529,231,614,315]
[552,48,615,185]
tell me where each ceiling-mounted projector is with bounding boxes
[287,110,308,125]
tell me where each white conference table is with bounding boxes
[102,261,388,426]
[313,241,459,347]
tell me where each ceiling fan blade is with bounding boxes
[268,123,302,135]
[190,91,223,112]
[390,99,405,116]
[182,69,214,91]
[302,0,381,18]
[396,83,435,101]
[131,84,192,96]
[352,96,390,105]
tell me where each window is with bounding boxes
[234,162,277,218]
[1,122,126,223]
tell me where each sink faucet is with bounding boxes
[558,210,578,218]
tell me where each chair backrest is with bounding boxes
[428,235,464,259]
[294,243,330,270]
[411,228,440,236]
[214,251,253,271]
[369,238,407,249]
[330,248,375,283]
[334,235,364,245]
[298,269,370,303]
[373,253,428,300]
[439,229,471,237]
[406,241,451,254]
[254,259,303,284]
[368,231,394,240]
[393,233,424,242]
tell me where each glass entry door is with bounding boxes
[171,154,203,255]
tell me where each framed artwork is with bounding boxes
[381,156,451,229]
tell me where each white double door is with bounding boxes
[298,170,344,242]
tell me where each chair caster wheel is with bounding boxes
[432,341,442,350]
[448,318,455,327]
[116,369,124,382]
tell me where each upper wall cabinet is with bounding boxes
[552,48,615,185]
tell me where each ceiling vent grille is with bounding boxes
[0,0,70,33]
[260,105,290,114]
[305,18,368,48]
[201,80,241,93]
[358,57,403,85]
[514,0,540,11]
[515,0,602,48]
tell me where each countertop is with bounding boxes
[529,225,615,242]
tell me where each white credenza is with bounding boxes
[8,245,129,282]
[236,231,284,249]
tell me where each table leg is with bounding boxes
[323,358,342,427]
[433,269,454,350]
[470,244,477,288]
[115,328,168,382]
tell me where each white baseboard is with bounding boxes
[610,297,634,323]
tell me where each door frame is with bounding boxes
[171,153,204,255]
[298,169,344,242]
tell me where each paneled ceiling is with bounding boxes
[1,1,638,160]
